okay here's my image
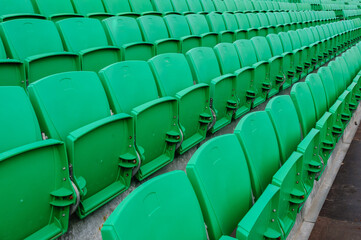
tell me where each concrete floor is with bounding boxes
[309,125,361,240]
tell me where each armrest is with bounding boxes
[219,236,237,240]
[25,51,79,63]
[0,58,23,64]
[78,46,121,55]
[131,96,177,115]
[122,41,154,49]
[175,83,209,100]
[1,13,45,21]
[180,35,202,42]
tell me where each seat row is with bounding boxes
[0,0,316,22]
[0,10,339,88]
[1,20,360,239]
[100,41,361,240]
[343,9,361,19]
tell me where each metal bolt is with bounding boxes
[297,173,300,176]
[133,160,137,164]
[292,208,295,211]
[62,214,65,217]
[273,209,276,212]
[310,177,313,179]
[62,167,66,171]
[63,178,66,181]
[296,181,299,184]
[129,145,132,148]
[271,219,275,222]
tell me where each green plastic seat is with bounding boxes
[213,42,252,118]
[0,19,80,84]
[309,26,327,65]
[206,12,235,43]
[138,15,180,54]
[237,185,283,240]
[266,12,285,32]
[234,39,269,107]
[280,12,297,30]
[251,36,284,97]
[56,18,121,72]
[152,0,176,15]
[186,13,219,47]
[235,0,255,13]
[296,28,318,71]
[33,0,83,21]
[102,0,140,18]
[99,61,181,180]
[245,13,268,37]
[288,30,310,78]
[128,0,161,16]
[0,37,25,88]
[102,16,155,61]
[186,46,237,132]
[171,0,193,15]
[149,53,212,154]
[211,0,228,12]
[200,0,217,12]
[164,14,202,53]
[187,134,253,240]
[101,171,210,240]
[234,111,281,199]
[0,0,45,21]
[222,12,248,40]
[234,13,258,38]
[28,71,137,218]
[186,0,205,13]
[0,86,75,240]
[71,0,114,20]
[257,13,276,33]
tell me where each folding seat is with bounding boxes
[265,1,275,12]
[257,1,269,12]
[71,0,114,20]
[0,87,75,240]
[266,33,296,90]
[171,0,193,14]
[251,36,284,97]
[186,134,253,240]
[101,171,234,240]
[251,1,264,13]
[234,13,258,38]
[315,25,334,61]
[206,12,235,43]
[309,26,328,65]
[128,0,161,16]
[245,13,269,37]
[280,11,298,30]
[102,0,140,18]
[320,24,337,58]
[223,0,239,12]
[235,0,256,13]
[212,0,228,13]
[149,53,212,153]
[0,37,25,88]
[0,19,80,84]
[56,18,121,72]
[298,11,312,27]
[138,15,180,54]
[303,27,323,68]
[164,14,202,53]
[200,0,217,13]
[186,0,206,13]
[186,13,219,47]
[256,12,277,34]
[236,112,281,199]
[288,11,304,29]
[287,31,311,77]
[265,12,285,33]
[28,71,137,218]
[0,0,45,21]
[233,39,269,107]
[102,17,154,61]
[98,61,180,180]
[222,12,247,39]
[296,28,318,71]
[186,47,237,132]
[33,0,83,21]
[273,12,292,32]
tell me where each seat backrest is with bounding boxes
[164,14,192,38]
[304,28,316,43]
[305,73,328,120]
[233,39,258,67]
[129,0,155,13]
[138,15,170,42]
[186,47,222,85]
[0,0,37,17]
[266,12,277,26]
[337,56,353,86]
[257,13,269,26]
[296,28,311,46]
[56,18,109,52]
[101,171,208,240]
[290,82,317,137]
[99,61,159,113]
[186,14,211,35]
[0,86,42,153]
[153,0,174,13]
[34,0,76,17]
[234,111,281,199]
[186,0,204,12]
[274,12,285,25]
[224,0,237,11]
[71,0,107,15]
[102,16,144,46]
[317,67,338,108]
[316,25,326,40]
[234,13,251,29]
[288,11,298,22]
[149,53,194,96]
[102,0,133,14]
[206,12,227,32]
[246,13,261,28]
[28,71,111,141]
[328,60,347,97]
[200,0,216,12]
[223,12,239,31]
[186,134,252,240]
[0,19,64,60]
[280,12,291,23]
[171,0,190,13]
[310,26,321,41]
[288,30,302,50]
[266,34,284,56]
[278,32,293,53]
[213,42,242,74]
[251,36,273,61]
[213,0,227,12]
[265,96,302,164]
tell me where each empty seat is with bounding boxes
[200,0,217,12]
[102,0,140,18]
[56,18,121,72]
[164,14,202,53]
[33,0,83,21]
[171,0,193,14]
[101,171,213,240]
[187,134,253,240]
[222,12,249,40]
[186,0,205,13]
[138,15,180,54]
[28,71,137,218]
[186,46,237,132]
[0,86,75,240]
[71,0,114,20]
[0,19,80,84]
[0,37,25,88]
[234,13,258,38]
[128,0,161,16]
[234,111,281,199]
[0,0,45,21]
[152,0,176,15]
[245,13,268,37]
[206,12,235,43]
[99,61,181,180]
[102,16,155,61]
[186,13,219,47]
[149,53,212,153]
